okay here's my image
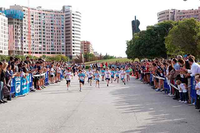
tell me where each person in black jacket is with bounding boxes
[0,62,8,103]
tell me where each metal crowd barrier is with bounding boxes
[149,73,197,101]
[10,71,49,97]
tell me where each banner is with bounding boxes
[15,77,21,97]
[190,76,197,100]
[29,73,33,88]
[45,71,49,86]
[10,78,15,94]
[21,75,30,95]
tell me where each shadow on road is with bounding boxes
[110,79,200,133]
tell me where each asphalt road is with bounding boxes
[0,77,200,133]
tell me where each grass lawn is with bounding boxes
[85,58,132,66]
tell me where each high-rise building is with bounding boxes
[93,51,99,57]
[176,7,200,21]
[63,6,81,59]
[81,41,94,54]
[157,9,177,22]
[0,12,8,55]
[158,7,200,22]
[1,9,24,55]
[10,5,66,57]
[0,5,81,58]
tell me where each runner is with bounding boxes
[115,68,120,83]
[120,68,126,85]
[111,67,115,83]
[78,69,85,92]
[94,69,100,88]
[101,68,105,81]
[125,67,130,82]
[105,68,111,87]
[87,67,93,86]
[64,68,72,90]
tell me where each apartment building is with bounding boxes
[0,5,81,58]
[176,7,200,21]
[81,41,94,54]
[1,9,24,55]
[63,6,81,59]
[157,9,176,22]
[10,5,65,57]
[158,7,200,22]
[0,12,8,55]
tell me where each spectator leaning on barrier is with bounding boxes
[183,56,200,77]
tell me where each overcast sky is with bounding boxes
[2,0,200,57]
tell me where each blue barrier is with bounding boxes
[190,76,197,103]
[21,75,30,96]
[15,77,21,97]
[164,78,170,94]
[29,73,33,88]
[10,78,15,94]
[11,73,49,97]
[60,70,64,80]
[150,74,153,83]
[45,71,49,86]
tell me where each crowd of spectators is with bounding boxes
[0,56,67,104]
[131,54,200,111]
[1,54,200,112]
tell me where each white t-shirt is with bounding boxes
[50,68,55,75]
[92,69,96,74]
[57,67,62,74]
[65,72,72,80]
[87,71,93,78]
[196,82,200,96]
[178,83,187,93]
[105,71,111,78]
[120,70,126,78]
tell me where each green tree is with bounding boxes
[126,21,175,59]
[84,53,96,62]
[165,18,200,58]
[54,55,61,62]
[60,55,68,62]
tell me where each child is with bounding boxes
[120,68,126,85]
[176,80,187,103]
[101,68,105,81]
[115,68,120,83]
[78,70,85,92]
[195,74,200,111]
[125,67,130,82]
[64,68,72,90]
[105,68,111,87]
[94,70,100,88]
[111,67,115,83]
[87,68,93,86]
